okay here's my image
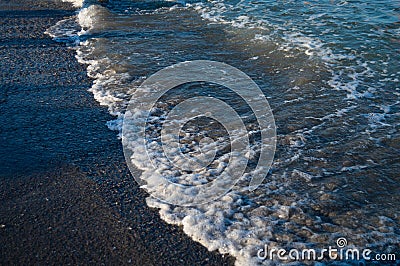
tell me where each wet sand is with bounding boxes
[0,1,234,265]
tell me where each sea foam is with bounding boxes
[47,1,400,265]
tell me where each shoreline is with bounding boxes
[0,0,235,265]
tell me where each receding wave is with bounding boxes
[49,0,400,265]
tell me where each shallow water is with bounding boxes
[49,0,399,264]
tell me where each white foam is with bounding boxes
[62,0,83,8]
[77,4,112,34]
[45,17,81,44]
[187,0,392,111]
[46,2,400,265]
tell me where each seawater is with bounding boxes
[48,0,400,265]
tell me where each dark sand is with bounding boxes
[0,1,234,265]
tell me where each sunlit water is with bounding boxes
[48,0,399,264]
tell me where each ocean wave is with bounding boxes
[47,0,400,265]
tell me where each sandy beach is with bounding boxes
[0,1,234,265]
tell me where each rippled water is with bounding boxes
[49,0,399,264]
